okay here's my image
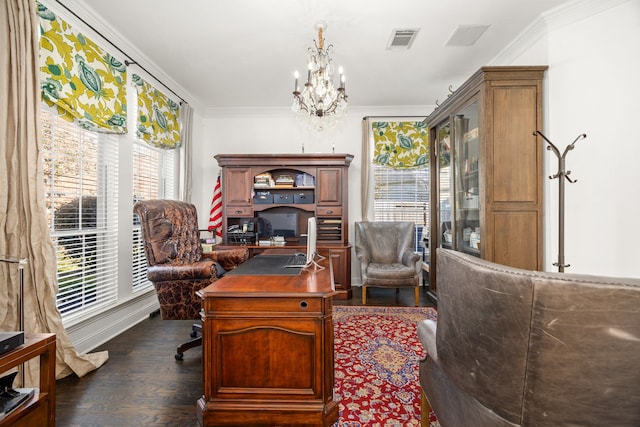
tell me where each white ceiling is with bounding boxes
[65,0,570,111]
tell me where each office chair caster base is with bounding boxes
[175,352,184,361]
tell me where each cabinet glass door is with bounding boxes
[437,122,453,250]
[453,102,480,256]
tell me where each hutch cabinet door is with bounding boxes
[223,167,252,206]
[316,168,342,205]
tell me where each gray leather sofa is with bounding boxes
[419,248,640,427]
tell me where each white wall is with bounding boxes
[193,0,640,280]
[499,0,640,276]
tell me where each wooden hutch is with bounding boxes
[214,153,353,299]
[426,66,547,300]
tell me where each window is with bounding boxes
[41,107,119,319]
[373,165,430,254]
[132,141,175,292]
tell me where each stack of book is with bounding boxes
[274,175,294,187]
[254,173,273,188]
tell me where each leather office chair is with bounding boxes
[134,199,248,360]
[355,221,421,306]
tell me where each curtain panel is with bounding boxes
[37,2,127,134]
[2,0,108,385]
[132,74,181,149]
[372,121,429,169]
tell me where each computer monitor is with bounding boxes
[257,211,297,238]
[305,217,324,269]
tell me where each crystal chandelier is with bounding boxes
[292,22,348,132]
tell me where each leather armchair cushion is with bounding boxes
[366,262,416,279]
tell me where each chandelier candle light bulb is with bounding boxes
[292,21,348,132]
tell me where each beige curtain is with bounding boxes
[361,117,372,221]
[0,0,108,385]
[179,102,193,202]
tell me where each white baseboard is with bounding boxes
[65,291,160,354]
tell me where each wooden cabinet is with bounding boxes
[215,154,354,298]
[222,167,252,213]
[318,244,351,290]
[0,334,55,427]
[426,66,546,300]
[316,167,342,205]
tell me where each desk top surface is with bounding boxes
[199,254,336,298]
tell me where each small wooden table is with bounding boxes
[196,255,338,426]
[0,333,56,427]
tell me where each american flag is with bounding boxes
[208,174,222,237]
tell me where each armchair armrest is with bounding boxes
[417,318,438,362]
[402,248,421,267]
[355,247,371,272]
[147,259,216,282]
[202,248,249,271]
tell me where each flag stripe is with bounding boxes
[209,175,222,237]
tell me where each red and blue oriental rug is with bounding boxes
[332,305,439,427]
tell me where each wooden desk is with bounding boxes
[196,256,338,426]
[0,334,56,427]
[215,242,352,300]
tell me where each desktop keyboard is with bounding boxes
[284,253,307,268]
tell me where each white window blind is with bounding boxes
[373,165,430,254]
[132,141,175,292]
[41,107,119,319]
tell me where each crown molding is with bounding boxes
[204,105,433,119]
[491,0,631,65]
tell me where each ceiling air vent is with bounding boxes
[387,28,420,50]
[445,24,491,47]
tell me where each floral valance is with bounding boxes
[132,74,181,149]
[372,121,429,169]
[37,3,127,133]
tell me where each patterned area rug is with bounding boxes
[332,306,439,427]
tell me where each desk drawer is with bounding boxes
[208,297,325,314]
[316,206,342,216]
[225,206,253,217]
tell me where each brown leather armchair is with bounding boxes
[134,199,248,360]
[355,221,421,306]
[419,248,640,427]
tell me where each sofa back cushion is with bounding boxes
[436,249,534,424]
[523,272,640,426]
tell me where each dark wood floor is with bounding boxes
[56,286,434,426]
